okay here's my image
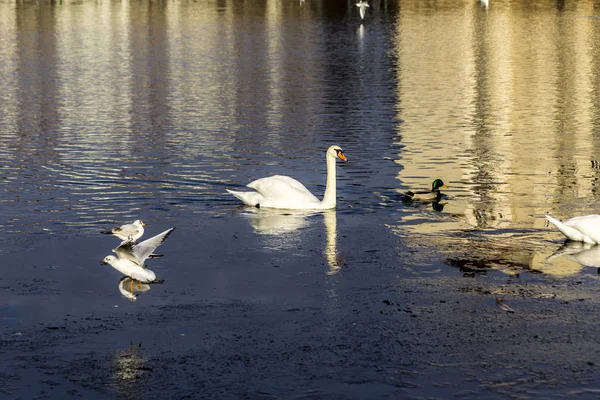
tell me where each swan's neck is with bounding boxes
[321,155,337,208]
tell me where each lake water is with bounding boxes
[3,1,600,398]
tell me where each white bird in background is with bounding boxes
[356,1,369,20]
[101,227,175,290]
[546,215,600,244]
[226,145,347,210]
[101,220,146,244]
[479,0,489,8]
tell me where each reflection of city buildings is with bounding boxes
[0,4,18,165]
[394,1,600,236]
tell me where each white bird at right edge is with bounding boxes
[356,1,369,20]
[546,215,600,244]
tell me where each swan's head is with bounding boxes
[133,220,146,227]
[432,179,446,191]
[327,145,347,161]
[101,255,117,265]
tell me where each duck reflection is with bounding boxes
[118,276,152,302]
[431,201,446,212]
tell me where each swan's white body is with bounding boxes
[356,1,369,19]
[101,228,175,282]
[546,215,600,244]
[227,145,347,210]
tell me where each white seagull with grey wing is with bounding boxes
[101,220,146,245]
[101,228,175,291]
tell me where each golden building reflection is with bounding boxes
[4,0,600,279]
[391,1,600,276]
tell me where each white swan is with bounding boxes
[227,145,347,210]
[356,1,369,19]
[546,215,600,244]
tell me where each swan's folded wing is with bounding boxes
[564,215,600,243]
[248,175,319,203]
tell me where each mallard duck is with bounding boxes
[227,145,347,210]
[402,179,447,202]
[546,215,600,244]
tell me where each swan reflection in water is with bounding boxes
[528,241,600,277]
[323,210,342,275]
[240,208,342,274]
[242,208,317,235]
[546,241,600,271]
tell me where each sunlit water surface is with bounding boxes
[3,0,600,397]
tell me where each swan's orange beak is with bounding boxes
[338,153,347,161]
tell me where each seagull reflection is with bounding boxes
[118,276,152,302]
[111,342,150,396]
[546,241,600,269]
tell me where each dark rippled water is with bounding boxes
[4,1,600,398]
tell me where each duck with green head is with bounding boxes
[402,179,447,202]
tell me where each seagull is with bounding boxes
[101,228,175,291]
[101,220,146,244]
[356,0,369,20]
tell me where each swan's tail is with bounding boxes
[545,215,587,242]
[226,189,262,207]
